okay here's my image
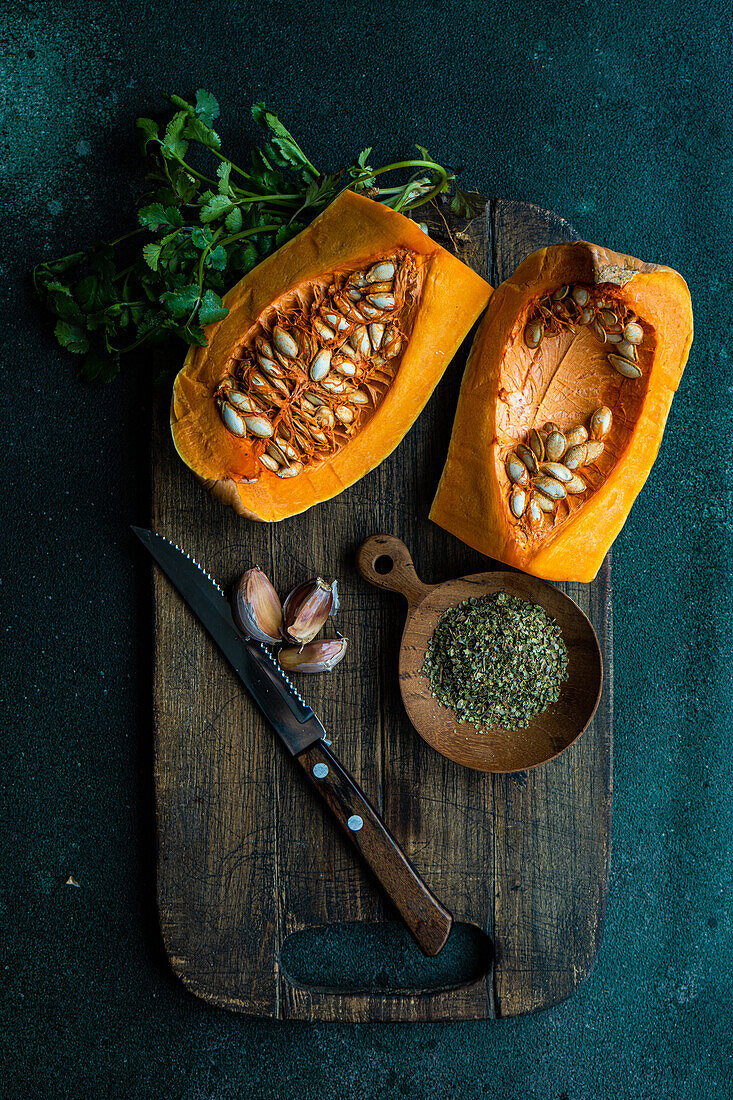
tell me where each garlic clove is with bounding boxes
[278,638,349,673]
[232,566,283,644]
[281,576,337,645]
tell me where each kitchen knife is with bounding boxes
[133,527,453,957]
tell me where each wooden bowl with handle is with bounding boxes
[357,535,603,773]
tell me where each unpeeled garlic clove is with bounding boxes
[232,566,283,644]
[278,638,348,673]
[281,577,338,645]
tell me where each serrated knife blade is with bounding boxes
[133,525,453,957]
[131,526,324,754]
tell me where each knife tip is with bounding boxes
[131,525,152,542]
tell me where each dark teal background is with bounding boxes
[2,1,731,1097]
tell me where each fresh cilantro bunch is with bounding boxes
[33,91,485,382]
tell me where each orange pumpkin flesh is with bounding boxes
[430,241,693,582]
[171,190,492,520]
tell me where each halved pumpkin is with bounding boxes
[430,241,693,582]
[171,190,492,520]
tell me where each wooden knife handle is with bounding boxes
[296,740,453,957]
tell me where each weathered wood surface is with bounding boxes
[151,199,613,1020]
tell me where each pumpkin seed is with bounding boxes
[524,321,543,348]
[359,303,382,320]
[258,357,285,379]
[572,286,590,307]
[313,317,336,342]
[529,428,545,462]
[600,309,618,328]
[534,475,567,500]
[219,401,247,437]
[335,404,355,425]
[528,498,544,525]
[350,390,370,405]
[552,285,570,301]
[506,452,529,486]
[564,425,588,448]
[609,354,642,379]
[364,281,394,295]
[590,405,613,439]
[578,307,594,325]
[564,443,588,470]
[347,288,362,302]
[226,389,257,413]
[623,321,643,344]
[532,489,556,513]
[543,421,560,435]
[272,325,299,358]
[584,440,605,463]
[315,406,335,429]
[309,348,332,382]
[350,325,371,357]
[244,414,274,438]
[516,443,538,474]
[369,322,385,350]
[348,271,368,288]
[259,453,280,472]
[367,260,395,282]
[324,311,350,333]
[300,397,317,414]
[539,461,572,483]
[545,429,567,462]
[366,293,395,311]
[333,356,356,376]
[594,321,608,343]
[338,341,357,360]
[320,378,347,394]
[276,436,298,460]
[606,331,622,343]
[510,486,527,517]
[267,441,289,464]
[277,462,303,479]
[616,338,638,361]
[382,328,403,359]
[565,474,587,494]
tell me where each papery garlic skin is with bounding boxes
[278,638,348,673]
[232,566,283,644]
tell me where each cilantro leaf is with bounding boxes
[200,194,233,223]
[251,102,319,182]
[450,187,487,219]
[207,245,227,270]
[54,320,90,354]
[225,207,243,232]
[160,284,200,318]
[198,289,228,325]
[195,89,220,127]
[162,112,189,159]
[138,203,183,231]
[142,242,162,270]
[136,117,159,147]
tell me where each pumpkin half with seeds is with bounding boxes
[171,190,492,519]
[430,241,693,582]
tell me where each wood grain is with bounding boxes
[151,199,612,1020]
[357,534,603,773]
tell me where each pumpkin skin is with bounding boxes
[171,190,492,520]
[430,241,693,582]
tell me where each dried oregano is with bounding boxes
[422,591,569,731]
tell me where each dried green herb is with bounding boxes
[422,592,569,731]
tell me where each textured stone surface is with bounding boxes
[1,0,731,1096]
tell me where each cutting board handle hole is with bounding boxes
[373,554,394,575]
[279,921,492,996]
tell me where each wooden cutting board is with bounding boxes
[151,199,612,1021]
